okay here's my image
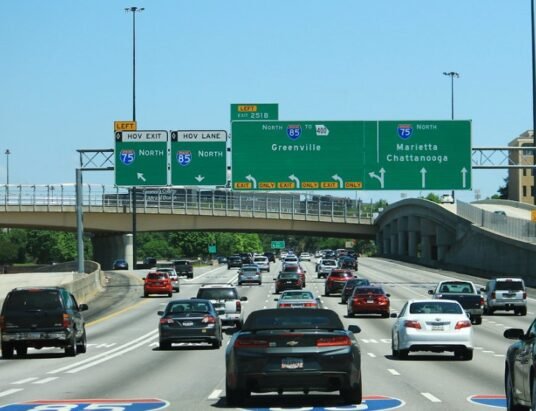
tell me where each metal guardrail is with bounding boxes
[457,201,536,243]
[0,184,375,224]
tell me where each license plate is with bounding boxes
[182,321,194,327]
[291,304,303,308]
[367,299,374,303]
[281,357,303,369]
[432,325,444,331]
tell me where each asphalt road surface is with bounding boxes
[0,257,529,410]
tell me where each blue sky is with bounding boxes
[0,0,532,204]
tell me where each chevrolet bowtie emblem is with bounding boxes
[286,341,299,346]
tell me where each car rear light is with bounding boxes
[201,315,216,324]
[378,296,389,304]
[236,300,242,313]
[404,320,421,329]
[491,292,496,299]
[523,292,527,299]
[62,313,71,329]
[159,318,174,324]
[234,338,269,348]
[303,302,317,308]
[0,315,4,331]
[279,303,292,308]
[455,320,472,330]
[316,336,351,347]
[479,297,484,307]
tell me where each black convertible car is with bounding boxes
[225,308,362,406]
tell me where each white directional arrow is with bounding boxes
[368,168,385,188]
[195,175,205,183]
[137,173,146,182]
[331,174,343,188]
[420,167,427,188]
[246,174,257,189]
[289,174,301,188]
[461,167,468,188]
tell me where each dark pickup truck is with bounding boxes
[173,260,193,279]
[428,280,484,325]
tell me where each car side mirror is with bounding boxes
[348,325,361,334]
[390,312,398,318]
[480,288,486,292]
[157,310,164,316]
[427,290,434,295]
[79,304,88,311]
[385,293,391,297]
[240,296,248,301]
[504,328,525,340]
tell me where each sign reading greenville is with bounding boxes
[115,130,168,187]
[231,120,471,190]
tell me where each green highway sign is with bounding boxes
[208,244,217,254]
[231,103,279,121]
[231,120,471,191]
[115,131,169,187]
[271,240,286,249]
[170,130,227,186]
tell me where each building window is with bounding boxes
[522,143,534,156]
[523,168,527,176]
[523,186,527,197]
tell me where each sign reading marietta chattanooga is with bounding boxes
[231,120,471,191]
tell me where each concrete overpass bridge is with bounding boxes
[1,184,535,279]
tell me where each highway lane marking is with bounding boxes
[388,369,400,376]
[208,389,222,400]
[494,354,506,357]
[47,329,158,374]
[33,377,58,384]
[367,353,376,358]
[11,378,38,385]
[483,350,494,354]
[0,389,23,398]
[422,392,442,402]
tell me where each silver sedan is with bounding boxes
[274,290,322,309]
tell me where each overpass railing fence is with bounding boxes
[457,201,536,243]
[0,184,375,224]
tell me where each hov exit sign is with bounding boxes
[115,130,169,186]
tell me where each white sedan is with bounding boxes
[391,299,473,360]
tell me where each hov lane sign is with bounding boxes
[0,398,169,410]
[115,130,169,187]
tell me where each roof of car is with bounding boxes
[199,283,236,289]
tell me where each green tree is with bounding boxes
[497,177,508,199]
[0,236,18,264]
[425,193,441,203]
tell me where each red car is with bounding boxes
[281,263,307,287]
[347,286,390,318]
[324,270,355,296]
[143,271,173,297]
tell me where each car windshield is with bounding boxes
[495,281,524,291]
[281,292,314,300]
[244,309,343,331]
[197,288,237,300]
[147,273,167,280]
[409,302,463,314]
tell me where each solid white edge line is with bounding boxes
[388,369,400,376]
[421,392,442,402]
[33,377,58,384]
[208,389,222,400]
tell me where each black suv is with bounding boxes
[0,287,88,358]
[227,255,243,269]
[173,260,193,279]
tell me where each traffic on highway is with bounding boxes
[0,254,532,410]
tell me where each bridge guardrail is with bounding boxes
[1,184,375,224]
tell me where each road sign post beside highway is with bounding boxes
[231,120,471,191]
[231,104,279,121]
[170,130,227,186]
[114,130,168,186]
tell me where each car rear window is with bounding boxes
[409,302,463,314]
[495,281,524,291]
[174,261,190,266]
[281,292,314,300]
[147,273,168,280]
[3,290,60,312]
[167,301,210,314]
[279,273,299,279]
[244,309,343,331]
[354,287,384,295]
[346,279,370,287]
[197,288,238,300]
[331,271,353,278]
[323,260,337,266]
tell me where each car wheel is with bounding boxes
[341,382,362,404]
[76,330,87,354]
[159,341,171,350]
[506,368,529,411]
[487,308,495,315]
[325,290,330,296]
[472,316,482,325]
[65,335,77,357]
[463,349,473,361]
[381,312,389,318]
[347,310,354,318]
[144,292,149,298]
[519,307,527,316]
[1,342,14,359]
[188,274,193,279]
[399,349,409,359]
[16,344,27,356]
[226,382,246,406]
[212,339,222,349]
[168,292,172,297]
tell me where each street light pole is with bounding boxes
[5,149,10,186]
[531,0,536,204]
[125,6,144,269]
[443,71,460,120]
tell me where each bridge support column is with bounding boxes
[407,216,419,258]
[419,218,436,263]
[390,228,398,256]
[436,226,454,262]
[92,234,133,270]
[397,217,408,257]
[383,223,392,255]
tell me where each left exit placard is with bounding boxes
[115,130,169,187]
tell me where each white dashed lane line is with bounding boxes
[0,389,23,398]
[33,377,58,384]
[421,392,442,402]
[388,369,400,376]
[11,378,38,385]
[208,389,222,400]
[367,353,376,358]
